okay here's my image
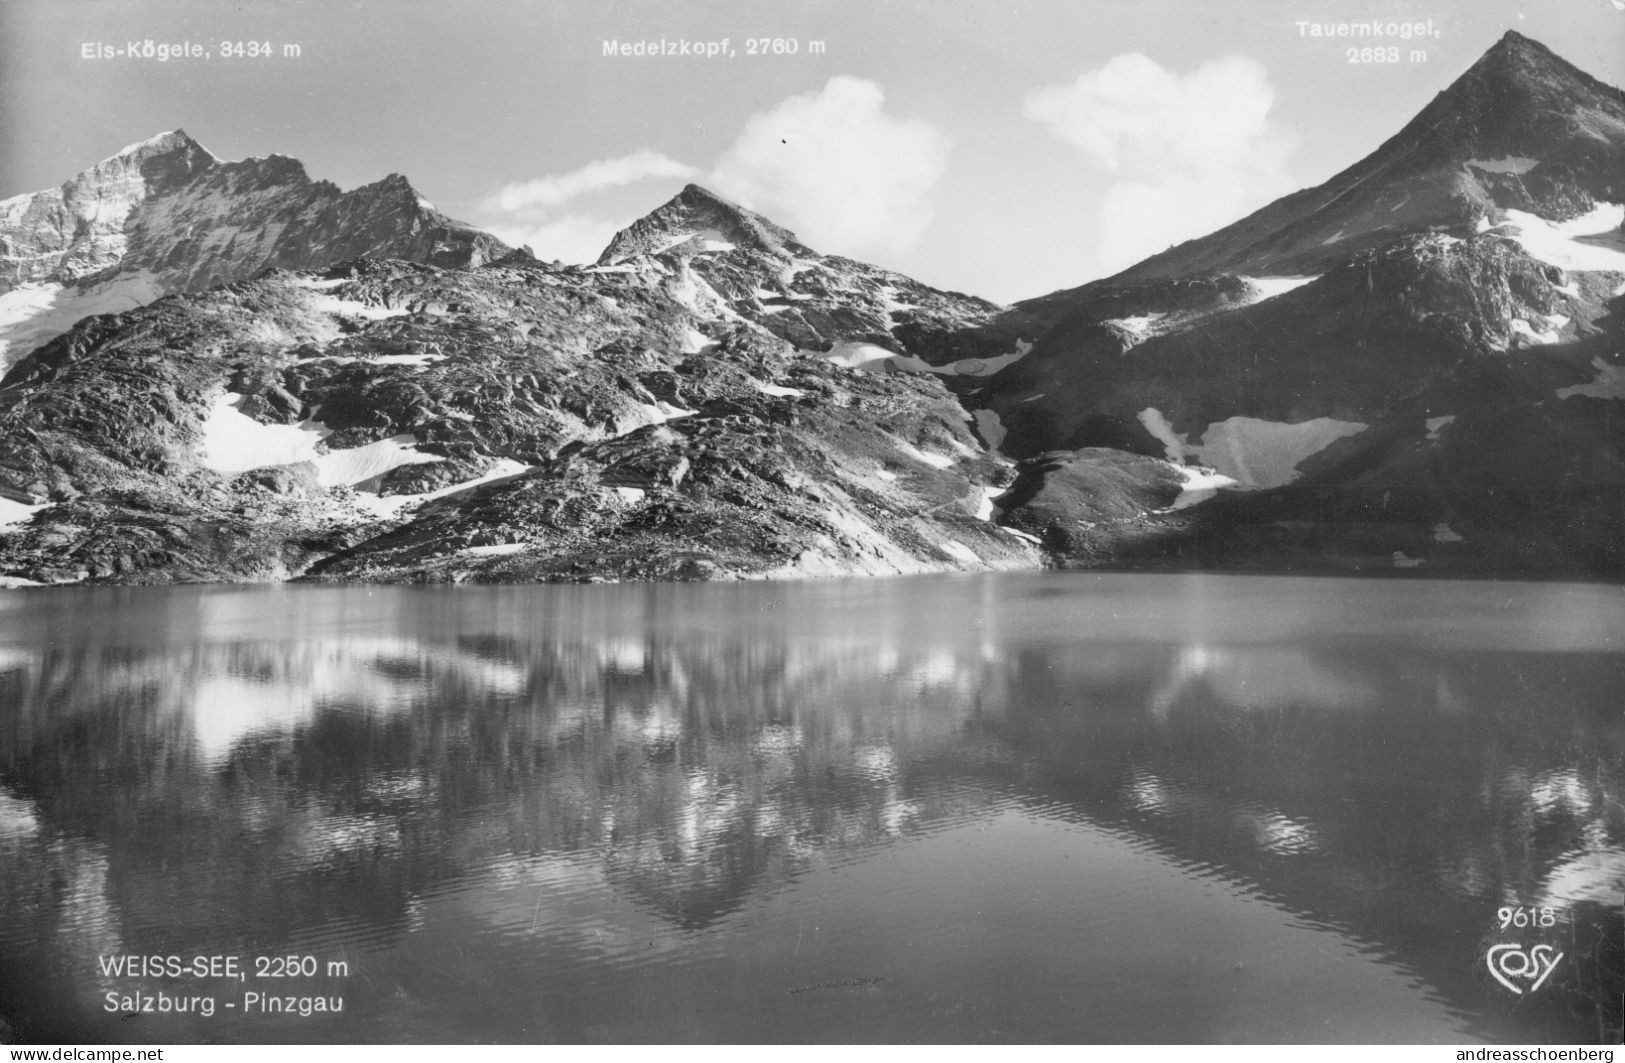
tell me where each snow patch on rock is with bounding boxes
[892,438,955,469]
[0,498,47,533]
[1511,316,1566,345]
[1237,275,1319,304]
[823,341,903,373]
[679,326,709,353]
[315,436,442,488]
[314,352,443,369]
[310,294,408,320]
[973,486,1004,521]
[200,393,441,487]
[464,543,527,557]
[753,380,804,398]
[638,401,698,424]
[0,271,165,370]
[1492,203,1625,273]
[818,339,1032,379]
[1167,464,1240,511]
[201,393,329,472]
[1137,408,1187,460]
[352,459,532,519]
[1104,314,1165,342]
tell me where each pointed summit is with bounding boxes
[597,184,809,265]
[104,129,210,162]
[1388,28,1625,170]
[1042,30,1625,289]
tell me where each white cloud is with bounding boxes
[709,76,952,256]
[478,149,698,263]
[484,150,699,216]
[476,80,949,264]
[1024,53,1297,275]
[490,215,625,266]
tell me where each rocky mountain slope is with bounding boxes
[0,30,1620,586]
[0,130,510,369]
[0,186,1041,585]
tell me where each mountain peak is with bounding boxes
[103,129,212,165]
[1394,28,1625,166]
[1049,31,1625,289]
[597,184,807,265]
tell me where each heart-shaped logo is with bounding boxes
[1485,943,1564,994]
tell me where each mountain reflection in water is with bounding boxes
[0,575,1620,1044]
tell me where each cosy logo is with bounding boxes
[1484,943,1563,994]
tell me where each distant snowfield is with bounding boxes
[0,272,164,370]
[200,392,442,486]
[1491,202,1625,273]
[1139,407,1366,489]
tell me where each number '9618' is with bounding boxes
[1497,906,1558,930]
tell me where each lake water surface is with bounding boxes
[1,573,1621,1044]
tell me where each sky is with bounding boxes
[2,0,1622,304]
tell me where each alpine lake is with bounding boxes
[1,572,1620,1044]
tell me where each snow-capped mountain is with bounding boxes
[0,130,510,369]
[0,31,1620,586]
